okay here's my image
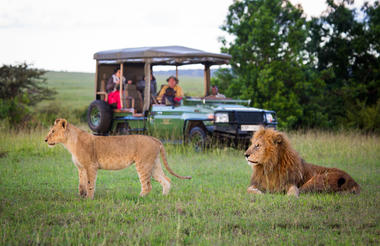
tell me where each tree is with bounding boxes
[216,0,380,131]
[308,0,380,130]
[0,63,56,125]
[217,0,326,129]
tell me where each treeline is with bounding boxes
[154,69,218,77]
[213,0,380,131]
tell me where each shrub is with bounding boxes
[0,63,56,128]
[346,99,380,133]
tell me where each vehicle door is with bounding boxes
[148,105,189,139]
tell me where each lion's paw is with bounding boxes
[79,189,87,198]
[247,186,263,194]
[287,186,299,198]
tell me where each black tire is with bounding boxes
[188,127,208,152]
[87,100,112,133]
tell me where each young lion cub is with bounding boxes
[45,119,191,198]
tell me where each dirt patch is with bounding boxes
[273,223,311,230]
[0,151,8,158]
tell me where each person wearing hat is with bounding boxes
[157,76,184,105]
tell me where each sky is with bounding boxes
[0,0,371,72]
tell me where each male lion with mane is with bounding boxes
[244,127,360,197]
[45,119,191,199]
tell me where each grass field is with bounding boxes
[0,129,379,245]
[43,71,204,110]
[43,71,94,110]
[1,71,379,244]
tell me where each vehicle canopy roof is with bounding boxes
[93,45,231,66]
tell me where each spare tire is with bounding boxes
[87,100,112,134]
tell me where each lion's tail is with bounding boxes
[159,144,192,180]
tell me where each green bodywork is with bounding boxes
[111,98,252,139]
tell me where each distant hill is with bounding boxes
[153,69,218,77]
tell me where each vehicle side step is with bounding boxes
[160,139,183,145]
[128,128,146,133]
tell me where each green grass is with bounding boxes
[43,71,204,110]
[2,71,379,244]
[43,71,94,110]
[0,129,379,245]
[156,75,204,97]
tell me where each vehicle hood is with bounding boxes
[211,104,267,112]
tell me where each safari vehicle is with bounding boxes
[87,46,277,150]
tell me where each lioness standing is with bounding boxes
[45,119,191,198]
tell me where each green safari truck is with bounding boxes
[87,46,277,151]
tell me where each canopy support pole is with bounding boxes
[176,65,178,79]
[143,60,151,112]
[204,64,210,97]
[95,61,99,99]
[119,63,124,108]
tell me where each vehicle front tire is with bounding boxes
[187,127,208,152]
[87,100,112,134]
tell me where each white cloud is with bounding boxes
[0,0,232,72]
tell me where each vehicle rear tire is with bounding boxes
[188,127,208,152]
[87,100,112,134]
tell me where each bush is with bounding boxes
[0,99,31,129]
[345,99,380,133]
[0,63,56,128]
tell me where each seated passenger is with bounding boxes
[106,68,126,109]
[136,74,157,98]
[107,90,121,109]
[106,68,126,93]
[157,76,184,106]
[206,85,226,99]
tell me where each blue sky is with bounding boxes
[0,0,369,72]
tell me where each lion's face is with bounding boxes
[244,128,282,168]
[245,137,265,167]
[45,119,68,147]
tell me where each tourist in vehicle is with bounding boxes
[206,85,226,99]
[157,76,184,106]
[106,68,126,93]
[137,74,157,97]
[105,68,126,109]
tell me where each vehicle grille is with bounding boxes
[230,111,264,124]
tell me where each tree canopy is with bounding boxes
[0,63,56,125]
[214,0,380,131]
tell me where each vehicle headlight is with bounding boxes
[266,113,274,123]
[215,113,229,123]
